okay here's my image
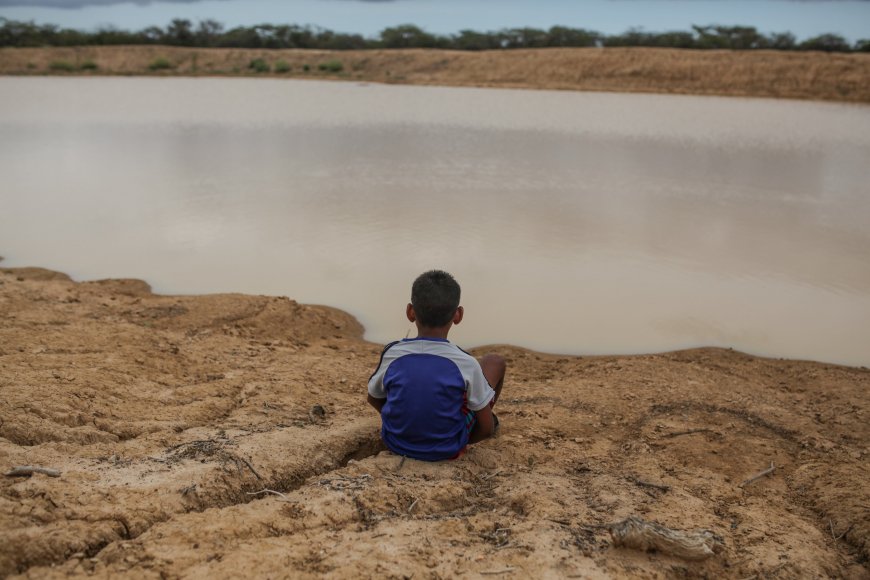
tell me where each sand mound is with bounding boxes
[1,267,867,578]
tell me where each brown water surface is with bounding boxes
[1,77,869,366]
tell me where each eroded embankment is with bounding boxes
[1,267,868,579]
[2,46,870,102]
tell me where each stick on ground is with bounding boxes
[247,489,290,501]
[631,478,671,492]
[5,466,61,478]
[663,428,714,438]
[235,456,263,480]
[739,462,776,488]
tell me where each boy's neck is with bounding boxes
[415,324,452,341]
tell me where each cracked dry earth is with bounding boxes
[0,266,868,579]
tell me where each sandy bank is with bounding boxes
[0,266,868,578]
[2,46,870,103]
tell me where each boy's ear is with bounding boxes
[453,306,464,325]
[406,303,416,323]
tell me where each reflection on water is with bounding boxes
[1,78,869,366]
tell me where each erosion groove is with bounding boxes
[1,420,383,577]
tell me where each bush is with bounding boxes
[302,64,310,72]
[274,60,291,73]
[318,59,343,73]
[148,57,173,71]
[49,61,75,72]
[248,58,270,73]
[80,59,98,71]
[799,33,850,52]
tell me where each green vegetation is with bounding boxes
[148,57,173,71]
[48,60,75,71]
[303,64,310,72]
[248,58,270,72]
[1,17,866,53]
[79,59,98,70]
[274,60,291,73]
[318,59,343,73]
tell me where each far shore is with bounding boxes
[2,45,870,102]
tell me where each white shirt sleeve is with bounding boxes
[367,344,395,399]
[368,368,387,399]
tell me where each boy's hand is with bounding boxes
[469,404,495,444]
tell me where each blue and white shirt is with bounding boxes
[368,337,495,461]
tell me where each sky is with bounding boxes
[1,0,869,42]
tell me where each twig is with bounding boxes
[247,489,290,501]
[397,455,406,471]
[663,428,713,438]
[836,524,853,541]
[739,462,775,488]
[166,439,214,452]
[830,520,853,542]
[547,518,571,526]
[632,478,671,492]
[479,568,516,575]
[408,498,419,514]
[481,469,503,481]
[236,456,262,480]
[5,466,61,478]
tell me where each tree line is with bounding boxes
[1,18,868,53]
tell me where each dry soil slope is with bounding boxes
[0,267,867,578]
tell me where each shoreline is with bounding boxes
[1,264,868,577]
[3,261,864,370]
[2,45,870,103]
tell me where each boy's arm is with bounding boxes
[367,342,397,414]
[469,404,495,443]
[367,394,385,413]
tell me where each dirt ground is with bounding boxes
[0,266,867,579]
[2,46,870,103]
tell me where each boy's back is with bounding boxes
[368,337,494,461]
[366,270,505,462]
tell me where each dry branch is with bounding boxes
[479,568,516,575]
[631,478,671,492]
[5,465,61,478]
[408,498,419,514]
[247,489,290,501]
[605,516,724,560]
[739,462,775,488]
[663,428,713,438]
[235,456,262,480]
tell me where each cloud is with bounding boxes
[0,0,223,7]
[0,0,400,7]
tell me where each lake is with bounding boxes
[1,77,869,366]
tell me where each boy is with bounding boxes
[367,270,506,461]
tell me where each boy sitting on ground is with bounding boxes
[367,270,506,461]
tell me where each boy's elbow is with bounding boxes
[367,394,385,412]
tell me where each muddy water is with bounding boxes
[1,78,869,366]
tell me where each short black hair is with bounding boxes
[411,270,461,328]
